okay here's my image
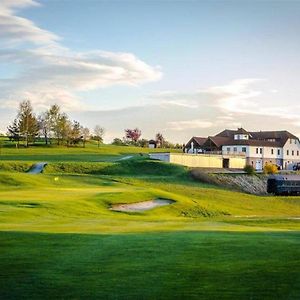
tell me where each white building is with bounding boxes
[220,129,300,170]
[185,128,300,170]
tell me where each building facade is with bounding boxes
[185,128,300,170]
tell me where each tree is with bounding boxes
[94,125,105,147]
[137,138,148,148]
[17,100,39,147]
[58,114,72,146]
[68,120,81,146]
[38,112,51,145]
[112,138,125,146]
[155,132,164,148]
[47,104,62,145]
[125,128,141,144]
[81,127,90,148]
[7,118,21,147]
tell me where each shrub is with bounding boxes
[264,163,279,175]
[243,165,256,175]
[111,138,127,146]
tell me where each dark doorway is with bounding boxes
[223,158,229,168]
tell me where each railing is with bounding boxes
[187,149,246,156]
[222,151,246,157]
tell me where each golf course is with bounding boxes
[0,144,299,299]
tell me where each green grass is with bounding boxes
[1,231,299,300]
[0,166,299,233]
[0,142,177,162]
[0,150,299,299]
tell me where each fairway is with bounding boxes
[1,231,299,300]
[0,147,300,299]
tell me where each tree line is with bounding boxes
[6,100,182,149]
[112,129,182,149]
[7,100,104,148]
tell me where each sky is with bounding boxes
[0,0,300,142]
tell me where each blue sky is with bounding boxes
[1,0,300,142]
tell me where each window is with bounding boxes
[260,148,263,154]
[242,147,247,153]
[233,147,237,152]
[287,150,289,156]
[271,149,274,155]
[227,147,230,153]
[297,151,299,156]
[256,148,259,154]
[277,149,280,155]
[292,150,294,156]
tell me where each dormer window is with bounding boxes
[234,134,249,140]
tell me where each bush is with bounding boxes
[111,138,127,146]
[264,163,278,175]
[243,165,256,175]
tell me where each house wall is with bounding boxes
[229,157,247,168]
[170,153,223,168]
[150,153,246,169]
[283,138,300,168]
[222,145,286,170]
[149,153,170,162]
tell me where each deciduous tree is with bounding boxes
[155,132,164,148]
[17,100,39,147]
[125,128,141,144]
[94,125,105,147]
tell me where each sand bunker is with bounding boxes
[110,199,175,212]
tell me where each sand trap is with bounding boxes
[110,199,175,212]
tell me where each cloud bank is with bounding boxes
[0,0,162,110]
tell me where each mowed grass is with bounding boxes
[0,147,300,299]
[0,142,177,162]
[1,231,299,300]
[0,169,300,233]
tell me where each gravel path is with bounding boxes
[117,155,133,161]
[27,162,48,174]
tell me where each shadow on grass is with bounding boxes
[1,230,299,300]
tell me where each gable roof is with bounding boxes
[185,136,207,148]
[236,127,250,135]
[215,129,236,138]
[207,136,232,147]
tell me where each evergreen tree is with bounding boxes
[17,100,39,147]
[7,118,21,147]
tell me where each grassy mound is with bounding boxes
[43,158,187,176]
[0,161,32,172]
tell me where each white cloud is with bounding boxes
[150,79,299,123]
[0,1,162,110]
[167,119,213,131]
[0,0,60,46]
